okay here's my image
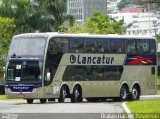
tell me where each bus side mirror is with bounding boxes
[46,72,51,82]
[3,73,5,79]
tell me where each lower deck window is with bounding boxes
[63,65,123,81]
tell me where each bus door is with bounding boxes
[44,40,59,98]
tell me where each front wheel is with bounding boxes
[131,86,140,101]
[40,99,47,103]
[26,99,33,104]
[120,85,128,101]
[58,86,67,103]
[71,86,82,103]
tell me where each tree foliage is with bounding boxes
[156,35,160,43]
[0,0,74,32]
[118,0,130,10]
[129,0,160,10]
[0,0,74,71]
[0,17,16,72]
[62,11,126,34]
[0,0,34,33]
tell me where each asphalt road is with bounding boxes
[0,99,125,119]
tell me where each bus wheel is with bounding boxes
[58,86,67,103]
[120,85,128,101]
[40,99,47,103]
[26,99,33,104]
[71,86,82,103]
[131,86,140,101]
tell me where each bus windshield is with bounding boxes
[8,37,47,57]
[6,60,43,83]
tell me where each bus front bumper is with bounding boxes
[5,89,44,99]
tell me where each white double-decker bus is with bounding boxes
[5,33,157,103]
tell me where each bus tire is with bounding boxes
[71,86,82,103]
[131,85,140,101]
[40,99,47,103]
[27,99,33,104]
[120,85,128,101]
[58,86,67,103]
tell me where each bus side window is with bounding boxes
[137,39,149,53]
[97,39,109,53]
[47,40,59,61]
[149,39,156,53]
[85,38,97,53]
[110,39,124,53]
[55,37,69,53]
[127,39,136,53]
[70,38,84,53]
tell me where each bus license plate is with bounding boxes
[17,94,25,98]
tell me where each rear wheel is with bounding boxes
[40,99,47,103]
[131,86,140,101]
[120,85,128,101]
[26,99,33,104]
[71,86,82,103]
[58,86,67,103]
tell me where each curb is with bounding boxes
[140,95,160,100]
[0,100,25,103]
[122,102,134,119]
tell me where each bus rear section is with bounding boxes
[50,35,157,103]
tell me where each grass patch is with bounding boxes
[0,95,22,101]
[127,100,160,113]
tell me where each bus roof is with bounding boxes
[13,32,155,40]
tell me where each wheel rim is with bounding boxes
[74,88,79,100]
[62,89,66,99]
[132,88,138,99]
[121,88,127,99]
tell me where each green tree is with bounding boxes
[0,0,34,33]
[129,0,160,10]
[0,0,74,32]
[118,0,130,10]
[156,35,160,43]
[64,11,126,34]
[42,0,74,31]
[0,17,16,72]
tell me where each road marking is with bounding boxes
[122,102,134,119]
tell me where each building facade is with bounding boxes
[107,0,121,13]
[109,12,160,36]
[67,0,107,24]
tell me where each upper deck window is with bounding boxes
[54,37,69,53]
[70,38,84,53]
[85,38,97,53]
[97,39,110,53]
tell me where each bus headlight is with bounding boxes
[33,87,42,92]
[5,88,11,92]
